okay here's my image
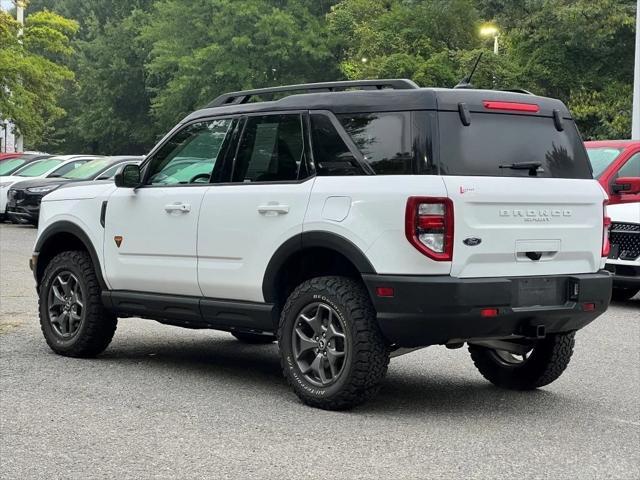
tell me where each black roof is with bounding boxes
[183,80,571,124]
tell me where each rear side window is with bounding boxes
[233,114,305,182]
[337,112,412,174]
[438,112,592,179]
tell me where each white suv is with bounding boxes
[31,80,612,410]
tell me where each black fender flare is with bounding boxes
[34,221,107,290]
[262,231,376,303]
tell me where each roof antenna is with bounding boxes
[454,52,483,89]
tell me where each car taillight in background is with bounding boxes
[405,197,454,261]
[602,200,611,257]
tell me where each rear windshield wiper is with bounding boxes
[499,162,544,176]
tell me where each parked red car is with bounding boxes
[585,140,640,205]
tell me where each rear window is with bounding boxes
[437,112,592,179]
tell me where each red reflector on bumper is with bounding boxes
[480,308,499,317]
[376,287,395,298]
[582,302,596,312]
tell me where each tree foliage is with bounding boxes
[0,9,77,145]
[12,0,638,152]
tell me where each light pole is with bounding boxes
[632,0,639,139]
[480,24,500,55]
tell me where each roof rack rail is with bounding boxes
[207,79,419,108]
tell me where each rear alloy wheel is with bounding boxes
[469,332,575,390]
[278,276,389,410]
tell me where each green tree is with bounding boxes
[0,10,78,146]
[143,0,340,130]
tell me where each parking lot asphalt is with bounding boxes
[0,222,638,479]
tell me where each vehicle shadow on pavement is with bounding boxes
[92,331,569,414]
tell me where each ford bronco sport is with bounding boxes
[31,79,612,410]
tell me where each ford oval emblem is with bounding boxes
[463,237,482,246]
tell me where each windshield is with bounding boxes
[14,158,64,177]
[586,147,623,178]
[437,112,592,178]
[0,158,28,176]
[62,159,110,179]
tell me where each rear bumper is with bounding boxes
[363,271,612,347]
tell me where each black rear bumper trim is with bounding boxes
[363,271,612,347]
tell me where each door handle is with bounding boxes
[164,202,191,213]
[257,204,290,215]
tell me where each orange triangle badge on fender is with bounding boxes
[114,236,123,248]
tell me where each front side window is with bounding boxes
[337,112,413,174]
[232,114,305,182]
[14,158,64,177]
[616,152,640,179]
[147,118,234,185]
[310,113,365,176]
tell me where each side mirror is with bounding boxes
[612,177,640,195]
[114,164,141,188]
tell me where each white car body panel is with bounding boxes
[197,180,315,302]
[305,176,451,275]
[440,177,607,278]
[102,186,207,297]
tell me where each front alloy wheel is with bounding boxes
[48,271,85,338]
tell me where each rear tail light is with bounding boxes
[405,197,454,261]
[602,200,611,257]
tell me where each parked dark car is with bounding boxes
[6,156,141,225]
[0,153,52,177]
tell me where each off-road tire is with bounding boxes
[611,287,639,302]
[468,332,575,390]
[39,250,117,357]
[231,332,276,344]
[278,276,389,410]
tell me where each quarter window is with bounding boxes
[337,112,413,174]
[233,114,306,182]
[310,113,365,176]
[147,119,234,185]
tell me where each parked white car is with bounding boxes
[31,80,613,410]
[0,155,101,220]
[606,202,640,300]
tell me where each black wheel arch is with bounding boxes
[34,221,107,291]
[262,231,376,304]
